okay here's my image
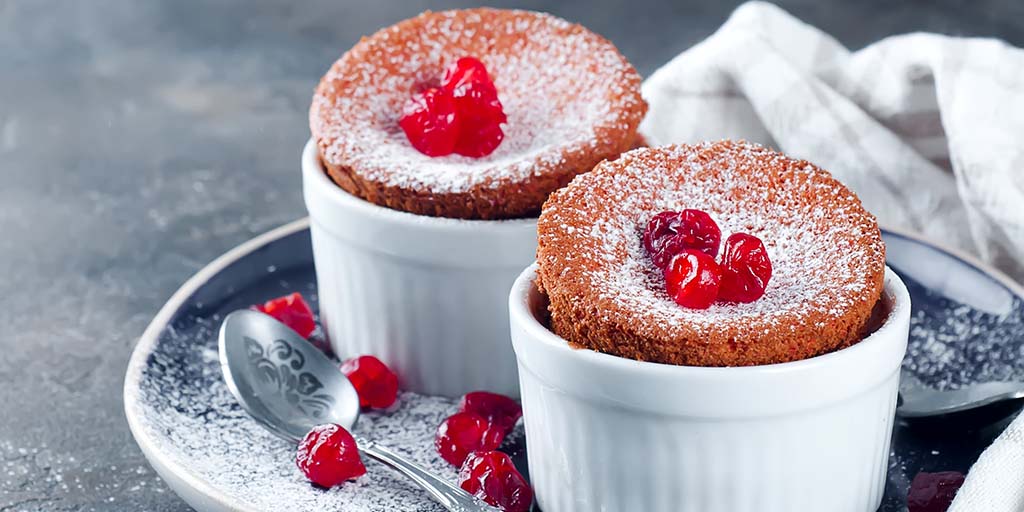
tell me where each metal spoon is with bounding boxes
[897,369,1024,417]
[218,309,501,512]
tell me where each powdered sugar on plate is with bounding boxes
[900,272,1024,390]
[310,9,644,194]
[132,313,500,512]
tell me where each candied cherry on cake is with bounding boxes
[435,411,505,466]
[399,56,506,158]
[340,355,399,409]
[643,209,722,268]
[664,249,722,309]
[717,232,773,303]
[458,451,534,512]
[295,423,366,488]
[907,471,965,512]
[253,292,316,339]
[459,391,522,435]
[444,58,507,157]
[399,87,460,157]
[442,56,492,89]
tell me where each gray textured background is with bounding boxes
[1,0,1022,510]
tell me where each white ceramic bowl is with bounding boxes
[510,264,910,512]
[302,139,537,398]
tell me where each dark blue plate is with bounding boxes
[125,219,1024,511]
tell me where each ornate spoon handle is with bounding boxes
[357,437,502,512]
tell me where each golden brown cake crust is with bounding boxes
[310,8,647,220]
[536,141,886,367]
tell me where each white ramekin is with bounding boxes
[302,139,537,398]
[510,264,910,512]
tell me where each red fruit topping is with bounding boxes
[460,391,522,435]
[340,355,399,409]
[399,87,460,157]
[458,451,534,512]
[907,471,965,512]
[643,209,722,268]
[400,56,506,158]
[444,59,506,157]
[254,292,316,339]
[664,249,722,309]
[450,85,505,157]
[442,56,493,91]
[643,211,682,258]
[435,412,504,466]
[295,423,366,488]
[718,233,773,303]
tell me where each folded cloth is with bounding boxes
[639,3,1024,510]
[950,414,1024,511]
[640,1,1024,282]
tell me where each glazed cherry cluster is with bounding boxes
[253,292,532,510]
[436,392,533,511]
[400,56,507,157]
[643,209,773,309]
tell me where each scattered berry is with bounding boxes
[400,56,506,158]
[643,209,721,268]
[717,233,773,303]
[399,87,459,156]
[340,355,399,409]
[458,451,534,512]
[664,249,722,309]
[435,412,504,466]
[254,292,316,339]
[907,471,965,512]
[460,391,522,435]
[295,423,366,488]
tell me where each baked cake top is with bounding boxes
[310,8,646,219]
[537,141,886,366]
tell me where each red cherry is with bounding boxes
[907,471,965,512]
[643,209,722,268]
[642,211,680,255]
[295,423,366,488]
[399,87,460,157]
[664,249,722,309]
[442,58,504,125]
[450,80,506,157]
[717,233,773,303]
[435,412,504,467]
[458,451,534,512]
[253,292,316,339]
[340,355,399,409]
[460,392,522,435]
[401,57,506,158]
[442,56,493,91]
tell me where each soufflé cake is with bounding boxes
[310,8,647,219]
[536,141,886,367]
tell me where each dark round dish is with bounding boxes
[124,219,1024,511]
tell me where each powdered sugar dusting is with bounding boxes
[133,314,494,511]
[540,141,885,341]
[901,276,1024,390]
[310,9,644,194]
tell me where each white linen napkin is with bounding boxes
[638,2,1024,510]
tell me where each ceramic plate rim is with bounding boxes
[122,218,1024,511]
[882,225,1024,298]
[123,217,310,512]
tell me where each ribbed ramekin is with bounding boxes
[510,263,910,512]
[302,139,537,398]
